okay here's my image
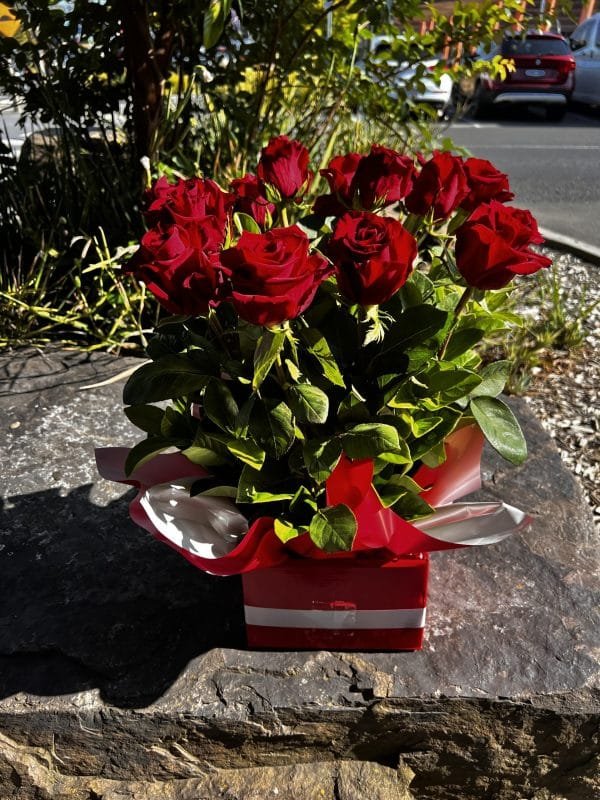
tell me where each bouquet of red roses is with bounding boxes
[99,135,549,570]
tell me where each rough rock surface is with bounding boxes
[1,348,598,800]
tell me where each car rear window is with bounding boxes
[502,37,570,56]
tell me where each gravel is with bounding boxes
[518,247,600,530]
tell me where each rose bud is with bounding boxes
[257,135,311,200]
[220,225,333,327]
[230,173,276,228]
[327,211,417,306]
[455,201,552,290]
[405,151,469,220]
[461,157,514,213]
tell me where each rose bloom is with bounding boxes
[257,135,311,200]
[144,176,234,229]
[127,224,225,315]
[220,226,333,326]
[455,201,552,290]
[461,157,514,213]
[352,144,415,209]
[230,173,276,228]
[405,151,469,220]
[314,146,414,216]
[327,211,417,306]
[313,152,362,217]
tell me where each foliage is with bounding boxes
[120,140,537,553]
[488,262,598,394]
[0,0,548,350]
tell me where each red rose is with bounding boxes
[230,173,276,228]
[352,144,415,209]
[145,176,234,230]
[455,201,552,290]
[257,135,311,200]
[314,152,362,216]
[405,151,469,220]
[220,226,333,326]
[327,211,417,306]
[127,225,224,315]
[461,157,514,212]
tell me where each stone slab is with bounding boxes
[1,348,599,799]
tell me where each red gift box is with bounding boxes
[242,553,429,651]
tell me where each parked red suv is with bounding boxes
[456,33,576,121]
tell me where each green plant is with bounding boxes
[485,262,597,394]
[117,140,552,551]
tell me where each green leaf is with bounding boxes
[227,438,266,470]
[410,407,462,461]
[303,438,342,483]
[392,490,435,521]
[274,518,301,543]
[337,392,370,423]
[425,366,482,404]
[160,406,193,439]
[287,384,329,424]
[301,329,345,387]
[309,504,357,553]
[409,414,444,438]
[251,400,295,458]
[443,328,484,361]
[124,405,164,435]
[253,330,285,390]
[235,395,256,438]
[371,305,449,372]
[182,445,228,467]
[125,437,175,476]
[469,361,511,398]
[204,378,239,431]
[236,465,294,504]
[342,423,400,460]
[233,211,261,234]
[203,0,231,49]
[123,356,210,405]
[470,396,527,465]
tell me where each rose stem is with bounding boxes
[437,286,474,360]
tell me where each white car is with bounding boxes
[369,36,454,118]
[570,13,600,106]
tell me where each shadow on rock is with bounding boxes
[0,485,245,708]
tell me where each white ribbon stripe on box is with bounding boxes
[243,606,427,630]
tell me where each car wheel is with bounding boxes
[469,84,491,120]
[546,106,567,122]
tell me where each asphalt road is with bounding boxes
[3,95,600,250]
[447,106,600,251]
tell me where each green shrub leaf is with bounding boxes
[469,360,511,398]
[124,405,164,435]
[253,330,285,390]
[123,356,210,405]
[204,378,239,431]
[309,504,357,552]
[227,438,266,470]
[125,437,176,476]
[288,383,329,424]
[470,396,527,465]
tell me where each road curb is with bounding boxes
[539,227,600,267]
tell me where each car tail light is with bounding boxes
[558,59,576,75]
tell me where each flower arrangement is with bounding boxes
[97,136,549,649]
